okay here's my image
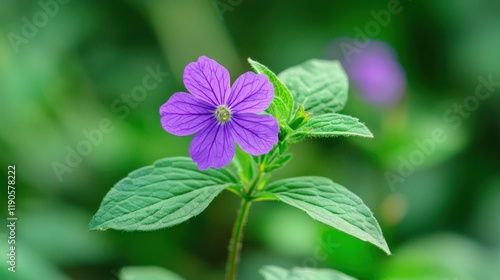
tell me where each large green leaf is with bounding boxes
[262,176,390,254]
[120,266,184,280]
[278,59,348,115]
[260,265,357,280]
[293,113,373,138]
[248,58,294,124]
[89,157,238,231]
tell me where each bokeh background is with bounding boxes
[1,0,500,279]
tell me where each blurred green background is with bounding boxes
[1,0,500,279]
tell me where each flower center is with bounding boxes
[215,106,231,123]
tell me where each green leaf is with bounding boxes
[289,104,311,130]
[265,153,292,172]
[89,157,238,231]
[260,265,357,280]
[278,59,348,115]
[233,146,255,185]
[262,176,391,255]
[120,266,184,280]
[248,58,294,124]
[292,113,373,139]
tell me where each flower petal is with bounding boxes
[189,121,235,170]
[160,92,214,136]
[183,56,231,106]
[227,72,274,113]
[229,113,279,155]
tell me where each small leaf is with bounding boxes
[233,146,255,184]
[292,113,373,139]
[120,266,184,280]
[268,99,290,126]
[260,265,357,280]
[89,157,238,231]
[279,59,348,115]
[265,153,292,172]
[289,105,311,130]
[262,176,391,255]
[248,58,294,124]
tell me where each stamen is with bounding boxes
[215,106,231,123]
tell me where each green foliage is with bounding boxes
[289,105,312,130]
[264,153,293,172]
[291,113,373,139]
[249,58,367,146]
[260,265,357,280]
[90,58,387,279]
[278,59,348,115]
[120,266,184,280]
[248,58,294,126]
[233,146,256,185]
[89,157,238,231]
[5,1,497,279]
[379,233,495,280]
[261,176,390,255]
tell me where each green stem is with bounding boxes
[224,142,288,279]
[226,160,266,280]
[246,164,264,197]
[225,199,252,280]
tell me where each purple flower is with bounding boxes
[160,56,279,170]
[326,38,406,107]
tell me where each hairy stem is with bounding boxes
[226,160,267,280]
[225,199,252,280]
[245,163,263,197]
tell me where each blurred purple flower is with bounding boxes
[327,38,406,107]
[160,56,279,170]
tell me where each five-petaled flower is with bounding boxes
[160,56,279,170]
